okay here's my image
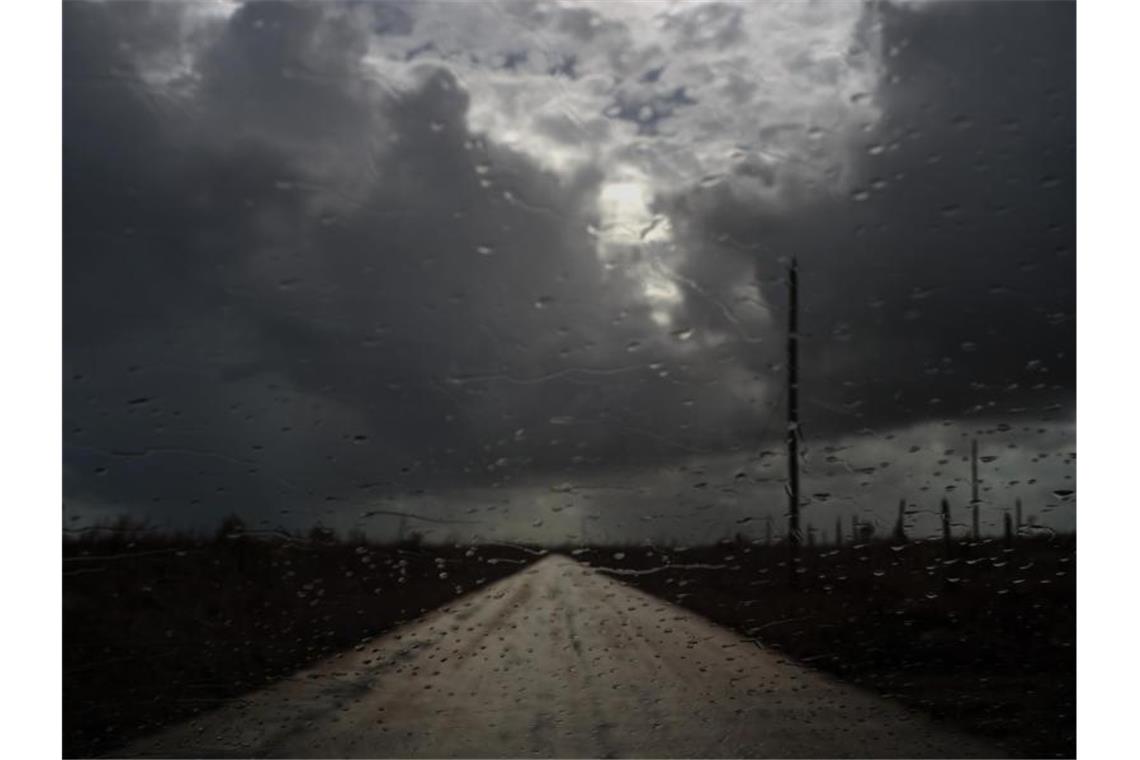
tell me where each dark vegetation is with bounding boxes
[63,517,540,758]
[570,532,1075,759]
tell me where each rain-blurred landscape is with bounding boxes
[63,1,1074,758]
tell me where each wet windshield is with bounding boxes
[63,2,1075,758]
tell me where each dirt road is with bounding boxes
[115,554,1001,758]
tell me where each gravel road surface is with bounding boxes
[116,554,1001,758]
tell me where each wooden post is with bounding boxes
[786,258,800,586]
[1003,511,1014,548]
[1015,497,1023,540]
[835,515,843,547]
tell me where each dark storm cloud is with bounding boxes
[63,1,1074,536]
[63,1,777,526]
[664,0,1074,440]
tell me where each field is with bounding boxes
[63,521,540,758]
[574,534,1076,759]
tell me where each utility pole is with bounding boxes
[971,439,980,540]
[786,257,800,587]
[941,497,952,556]
[893,497,907,543]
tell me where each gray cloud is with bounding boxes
[664,0,1074,436]
[63,1,1074,540]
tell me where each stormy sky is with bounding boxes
[63,0,1075,544]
